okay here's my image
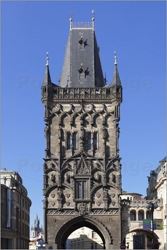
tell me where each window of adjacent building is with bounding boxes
[130,210,136,221]
[75,180,88,200]
[6,189,12,228]
[138,210,144,221]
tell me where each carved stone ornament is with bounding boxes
[51,194,55,198]
[66,202,70,206]
[52,104,62,113]
[112,193,116,198]
[112,201,116,206]
[66,193,71,198]
[90,209,119,215]
[47,210,77,215]
[78,202,88,215]
[97,201,101,206]
[96,192,101,198]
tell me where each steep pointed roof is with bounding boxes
[42,53,52,86]
[111,52,121,86]
[60,18,105,88]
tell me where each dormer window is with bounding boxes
[78,35,88,49]
[78,66,84,74]
[84,67,89,78]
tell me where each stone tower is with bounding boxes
[42,17,122,249]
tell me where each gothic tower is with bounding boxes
[42,17,122,249]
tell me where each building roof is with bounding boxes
[111,53,121,86]
[60,19,105,88]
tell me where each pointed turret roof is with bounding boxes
[42,52,52,86]
[60,18,105,88]
[111,52,121,86]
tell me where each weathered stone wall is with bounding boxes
[42,85,122,249]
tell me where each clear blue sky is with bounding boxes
[1,1,166,227]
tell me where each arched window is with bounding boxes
[85,131,92,150]
[93,131,98,150]
[146,210,152,220]
[112,174,116,183]
[66,132,77,150]
[138,210,144,221]
[130,210,136,221]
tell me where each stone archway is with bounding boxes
[66,226,104,249]
[126,229,160,249]
[55,216,113,249]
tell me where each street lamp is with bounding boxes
[120,197,131,249]
[146,201,158,231]
[146,201,158,249]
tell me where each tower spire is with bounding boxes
[46,51,49,66]
[69,17,73,30]
[111,51,121,86]
[42,52,51,85]
[114,51,118,65]
[91,10,95,30]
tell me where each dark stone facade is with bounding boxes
[42,19,122,249]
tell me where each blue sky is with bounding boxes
[1,1,166,227]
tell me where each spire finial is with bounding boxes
[91,10,95,29]
[114,51,118,65]
[69,17,73,30]
[46,52,49,66]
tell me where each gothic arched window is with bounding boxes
[75,180,88,200]
[66,132,72,149]
[93,131,98,150]
[85,131,92,150]
[66,132,77,150]
[138,210,144,221]
[130,210,136,221]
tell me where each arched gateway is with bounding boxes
[42,16,122,249]
[56,216,112,249]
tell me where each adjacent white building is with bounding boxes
[120,157,167,250]
[147,157,167,250]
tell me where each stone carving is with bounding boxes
[112,201,116,206]
[97,201,101,206]
[94,172,102,183]
[52,104,62,114]
[77,158,90,175]
[90,209,119,215]
[103,189,108,200]
[96,192,101,198]
[66,193,71,198]
[64,172,71,184]
[52,86,117,101]
[47,210,77,215]
[78,202,88,215]
[51,174,56,183]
